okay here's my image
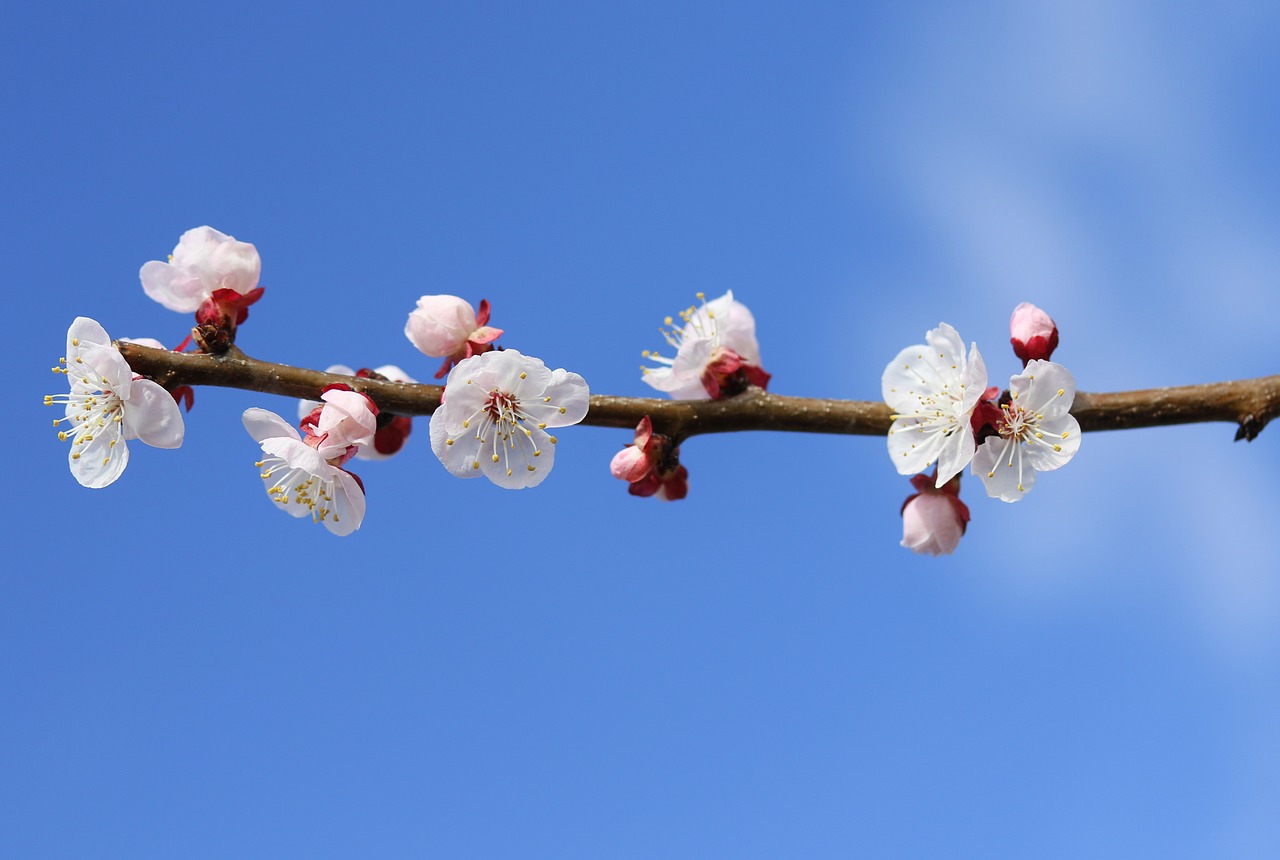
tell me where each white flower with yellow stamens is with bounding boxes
[882,322,987,487]
[972,359,1081,502]
[45,317,185,488]
[430,349,589,489]
[242,407,367,536]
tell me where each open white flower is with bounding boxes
[45,317,185,488]
[243,408,366,536]
[430,349,589,489]
[139,226,261,313]
[883,323,987,486]
[972,359,1081,502]
[641,291,770,400]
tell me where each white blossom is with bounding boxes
[883,323,987,486]
[46,317,184,488]
[243,408,366,535]
[972,360,1081,502]
[139,226,261,313]
[641,291,768,399]
[430,349,589,489]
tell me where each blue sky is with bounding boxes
[5,1,1280,857]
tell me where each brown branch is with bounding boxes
[116,342,1280,443]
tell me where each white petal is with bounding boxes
[1013,360,1076,417]
[541,369,590,426]
[1021,414,1081,472]
[430,410,484,477]
[69,429,129,489]
[243,407,301,443]
[972,436,1036,502]
[925,323,966,371]
[959,343,987,414]
[479,425,556,489]
[934,422,977,486]
[67,317,112,356]
[325,469,366,536]
[716,296,761,365]
[118,337,167,350]
[75,344,134,398]
[122,379,185,448]
[887,417,947,476]
[643,338,713,399]
[881,343,931,410]
[139,260,207,312]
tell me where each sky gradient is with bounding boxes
[6,1,1280,857]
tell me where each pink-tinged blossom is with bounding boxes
[405,295,503,379]
[298,387,378,465]
[243,407,367,536]
[900,470,970,556]
[140,226,262,314]
[1010,302,1059,365]
[430,349,589,489]
[609,415,689,500]
[45,317,185,488]
[883,323,987,487]
[972,359,1081,502]
[298,365,417,459]
[641,291,770,400]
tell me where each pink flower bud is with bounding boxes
[610,446,650,483]
[1009,302,1059,364]
[405,295,504,378]
[900,472,970,556]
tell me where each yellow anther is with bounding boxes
[549,436,558,444]
[558,406,566,414]
[506,468,513,476]
[520,372,527,379]
[445,439,453,446]
[472,461,480,469]
[492,454,500,462]
[527,465,536,472]
[1061,431,1069,439]
[462,419,469,428]
[1057,388,1065,396]
[71,338,79,346]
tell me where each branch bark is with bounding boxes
[116,342,1280,443]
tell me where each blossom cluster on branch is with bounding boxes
[46,226,1278,553]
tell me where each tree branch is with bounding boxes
[116,342,1280,442]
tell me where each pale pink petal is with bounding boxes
[122,379,185,448]
[243,407,301,444]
